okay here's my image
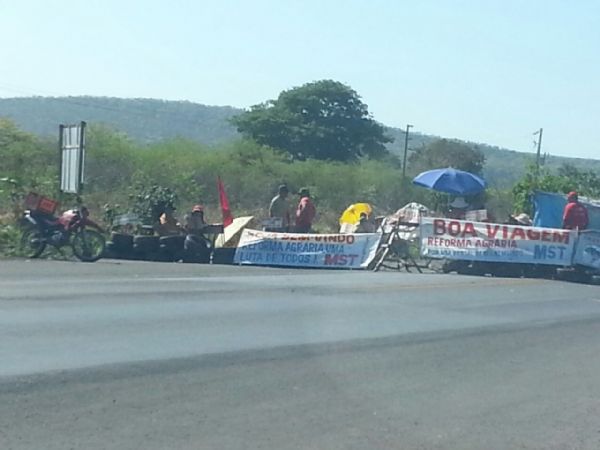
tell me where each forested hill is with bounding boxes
[0,96,240,145]
[2,96,599,188]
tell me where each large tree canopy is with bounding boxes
[231,80,392,162]
[408,139,486,176]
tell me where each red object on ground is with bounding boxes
[217,177,234,227]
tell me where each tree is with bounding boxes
[231,80,392,162]
[0,119,56,216]
[556,164,600,198]
[512,163,600,214]
[408,139,486,175]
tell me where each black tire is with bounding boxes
[72,230,106,262]
[183,235,211,263]
[110,232,134,253]
[159,235,185,252]
[212,248,236,265]
[158,235,186,262]
[133,235,160,254]
[20,228,46,258]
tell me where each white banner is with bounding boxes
[573,230,600,270]
[420,218,576,266]
[234,229,382,269]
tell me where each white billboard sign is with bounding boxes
[59,122,86,194]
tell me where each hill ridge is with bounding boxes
[2,96,599,188]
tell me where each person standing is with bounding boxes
[295,188,316,233]
[268,184,291,231]
[562,191,589,230]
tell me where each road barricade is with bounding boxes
[573,230,600,270]
[234,229,382,269]
[420,217,577,266]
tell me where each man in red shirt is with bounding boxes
[295,188,316,233]
[562,191,589,230]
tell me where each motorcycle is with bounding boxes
[20,206,106,262]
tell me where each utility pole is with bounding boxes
[534,128,543,174]
[402,124,413,179]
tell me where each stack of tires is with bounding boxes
[106,232,237,265]
[133,235,160,260]
[105,232,135,259]
[212,248,236,265]
[159,235,186,262]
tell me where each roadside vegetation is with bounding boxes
[2,80,599,257]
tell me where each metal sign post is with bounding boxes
[59,121,86,194]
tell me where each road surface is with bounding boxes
[1,259,600,449]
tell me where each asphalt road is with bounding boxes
[1,259,600,449]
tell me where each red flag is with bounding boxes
[217,176,234,227]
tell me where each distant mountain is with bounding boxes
[0,96,240,145]
[2,96,599,188]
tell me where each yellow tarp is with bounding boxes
[339,203,372,225]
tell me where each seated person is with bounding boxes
[355,213,376,233]
[155,205,183,236]
[184,204,207,233]
[183,205,211,258]
[447,197,469,220]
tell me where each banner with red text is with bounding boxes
[420,218,576,266]
[234,229,382,269]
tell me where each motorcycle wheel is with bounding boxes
[20,228,46,258]
[72,230,106,262]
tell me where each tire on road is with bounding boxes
[133,235,160,258]
[212,248,236,265]
[159,235,186,261]
[110,232,134,253]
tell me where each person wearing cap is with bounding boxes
[268,184,291,232]
[562,191,588,230]
[295,188,316,233]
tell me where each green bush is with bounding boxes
[0,224,22,257]
[0,120,516,234]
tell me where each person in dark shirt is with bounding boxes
[562,191,589,230]
[268,184,291,231]
[183,205,210,260]
[355,212,375,233]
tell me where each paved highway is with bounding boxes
[1,259,600,449]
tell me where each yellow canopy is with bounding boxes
[339,203,373,225]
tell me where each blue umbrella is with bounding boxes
[412,168,487,195]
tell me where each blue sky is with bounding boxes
[1,0,599,158]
